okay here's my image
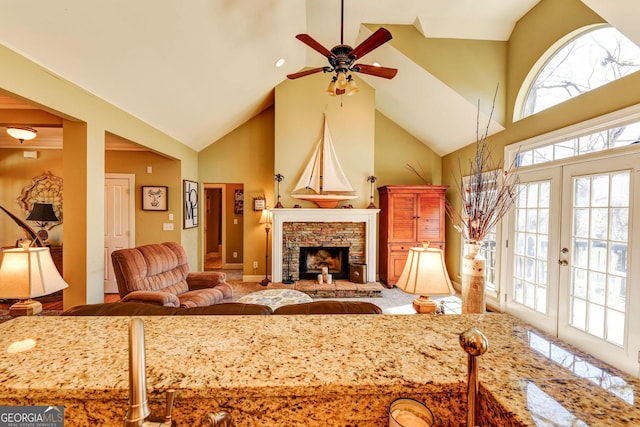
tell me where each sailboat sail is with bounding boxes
[293,116,354,194]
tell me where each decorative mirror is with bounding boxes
[17,171,63,233]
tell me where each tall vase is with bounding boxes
[461,241,486,314]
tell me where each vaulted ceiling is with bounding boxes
[0,0,637,155]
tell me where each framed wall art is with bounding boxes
[142,186,168,211]
[234,189,244,214]
[183,180,199,228]
[253,196,266,212]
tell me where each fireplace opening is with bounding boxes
[299,246,349,280]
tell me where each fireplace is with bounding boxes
[299,247,349,279]
[270,209,379,283]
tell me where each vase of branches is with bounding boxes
[445,90,520,313]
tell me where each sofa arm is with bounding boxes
[121,290,181,307]
[186,271,227,290]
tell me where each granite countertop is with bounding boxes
[0,313,638,426]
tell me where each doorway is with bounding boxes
[104,173,135,293]
[204,185,223,269]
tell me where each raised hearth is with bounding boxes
[266,280,383,298]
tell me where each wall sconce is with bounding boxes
[6,126,37,143]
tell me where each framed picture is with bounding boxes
[234,189,244,214]
[253,197,266,212]
[183,180,199,228]
[142,186,168,211]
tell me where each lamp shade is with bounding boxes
[259,209,272,224]
[396,246,455,297]
[26,203,59,222]
[0,247,68,299]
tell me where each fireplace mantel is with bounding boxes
[271,209,379,283]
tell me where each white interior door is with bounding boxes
[104,174,135,294]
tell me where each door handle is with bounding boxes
[558,259,568,266]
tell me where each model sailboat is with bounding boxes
[291,116,357,208]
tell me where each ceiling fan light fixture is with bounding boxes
[346,76,359,96]
[6,126,37,143]
[336,72,349,90]
[326,77,337,96]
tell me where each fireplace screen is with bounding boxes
[298,246,349,280]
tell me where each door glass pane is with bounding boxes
[513,181,551,313]
[569,172,630,347]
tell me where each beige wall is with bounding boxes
[105,150,181,245]
[224,183,244,264]
[274,72,375,209]
[0,44,198,308]
[198,107,275,276]
[442,0,640,281]
[0,148,64,246]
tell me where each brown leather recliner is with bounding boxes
[111,242,233,307]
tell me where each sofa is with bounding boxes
[111,242,233,307]
[62,300,383,316]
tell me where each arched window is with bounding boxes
[520,26,640,119]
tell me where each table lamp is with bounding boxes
[395,243,455,314]
[26,203,59,242]
[0,244,69,316]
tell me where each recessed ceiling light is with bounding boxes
[275,58,285,68]
[372,61,381,67]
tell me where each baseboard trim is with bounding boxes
[243,274,270,282]
[224,263,243,269]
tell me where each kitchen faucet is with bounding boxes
[124,318,176,427]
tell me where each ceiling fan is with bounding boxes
[286,0,398,95]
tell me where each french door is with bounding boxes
[505,151,640,375]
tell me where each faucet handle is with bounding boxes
[163,389,177,424]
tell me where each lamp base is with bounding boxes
[9,299,43,317]
[412,296,437,314]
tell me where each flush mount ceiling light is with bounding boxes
[6,126,37,143]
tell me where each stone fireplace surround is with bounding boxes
[270,209,379,283]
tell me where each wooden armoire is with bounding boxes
[378,185,448,287]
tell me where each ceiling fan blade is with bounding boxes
[354,63,398,79]
[349,27,392,60]
[286,67,325,80]
[295,34,336,58]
